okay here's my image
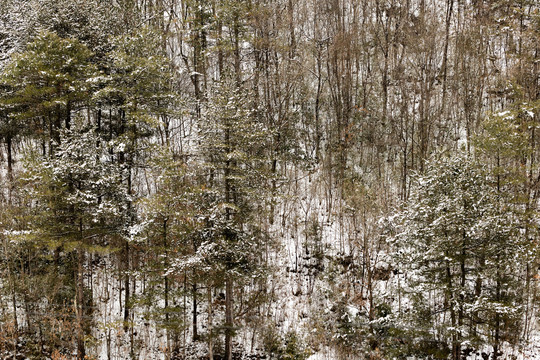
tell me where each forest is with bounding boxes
[0,0,538,359]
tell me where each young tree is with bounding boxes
[136,148,201,356]
[194,79,272,359]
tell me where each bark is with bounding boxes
[224,277,233,360]
[6,136,13,203]
[77,231,86,359]
[164,219,171,354]
[445,256,458,360]
[123,238,130,332]
[208,286,214,360]
[192,282,199,341]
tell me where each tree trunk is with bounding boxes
[445,257,458,360]
[192,282,199,341]
[494,263,501,360]
[123,240,130,332]
[224,277,233,360]
[77,245,86,359]
[4,238,18,349]
[6,135,13,201]
[208,286,214,360]
[164,219,170,355]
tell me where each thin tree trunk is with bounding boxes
[445,257,458,360]
[208,286,214,360]
[192,282,198,341]
[164,219,170,356]
[6,135,13,201]
[224,277,233,360]
[123,239,130,332]
[77,222,86,360]
[494,262,501,360]
[4,239,18,348]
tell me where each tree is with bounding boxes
[390,154,529,360]
[20,125,130,358]
[196,79,272,359]
[136,147,200,357]
[1,31,95,154]
[92,26,177,342]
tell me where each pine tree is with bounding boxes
[20,124,131,358]
[390,154,529,359]
[136,147,200,356]
[1,31,95,154]
[196,79,272,359]
[92,26,176,341]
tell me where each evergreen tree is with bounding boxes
[195,79,272,359]
[1,31,94,154]
[390,154,529,359]
[92,26,176,340]
[136,148,200,356]
[19,124,130,358]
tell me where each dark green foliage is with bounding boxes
[263,326,310,360]
[390,154,529,359]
